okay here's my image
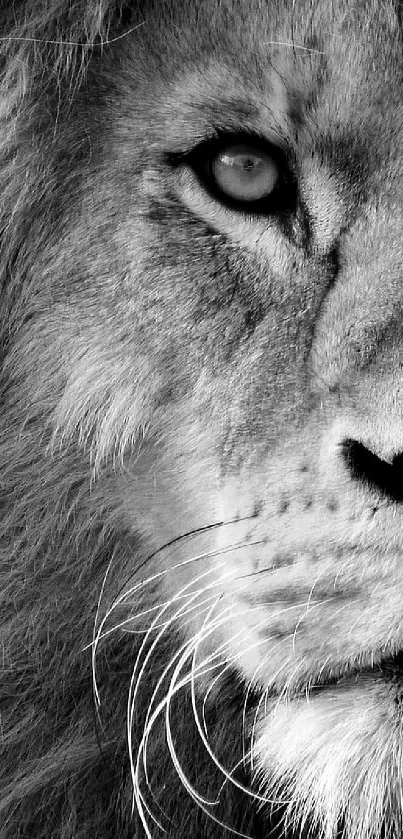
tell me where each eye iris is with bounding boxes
[211,145,279,202]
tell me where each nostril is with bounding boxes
[341,439,403,502]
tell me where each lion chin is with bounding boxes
[255,679,403,839]
[2,0,403,838]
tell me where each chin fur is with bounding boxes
[254,680,403,839]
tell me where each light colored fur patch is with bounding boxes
[255,680,403,838]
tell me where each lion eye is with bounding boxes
[171,134,296,215]
[211,145,279,202]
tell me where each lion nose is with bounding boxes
[341,439,403,502]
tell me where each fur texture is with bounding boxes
[2,2,403,838]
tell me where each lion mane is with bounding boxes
[0,3,267,837]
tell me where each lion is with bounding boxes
[1,0,403,837]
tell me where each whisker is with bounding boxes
[262,38,325,54]
[189,625,276,810]
[141,599,289,816]
[133,629,225,835]
[0,24,146,49]
[88,528,252,654]
[127,566,228,726]
[89,533,256,709]
[91,554,114,709]
[109,514,256,612]
[88,550,227,704]
[134,595,265,833]
[164,634,257,839]
[88,587,220,648]
[128,570,231,830]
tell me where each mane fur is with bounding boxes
[0,3,270,837]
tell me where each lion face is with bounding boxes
[2,1,403,837]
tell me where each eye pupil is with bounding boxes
[211,144,279,203]
[242,158,256,172]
